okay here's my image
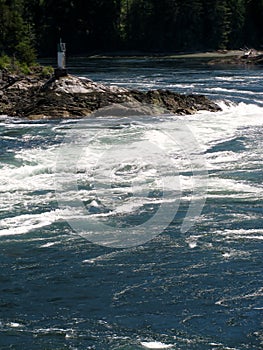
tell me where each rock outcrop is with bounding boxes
[209,49,263,66]
[0,71,221,119]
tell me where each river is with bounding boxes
[0,58,262,349]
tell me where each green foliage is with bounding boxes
[0,0,36,63]
[15,29,36,65]
[39,65,54,78]
[17,61,32,74]
[0,55,11,69]
[120,0,260,52]
[0,53,54,76]
[0,54,30,74]
[0,0,263,57]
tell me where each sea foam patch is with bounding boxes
[141,341,174,349]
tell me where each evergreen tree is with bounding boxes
[147,0,180,51]
[244,0,263,47]
[227,0,245,48]
[0,0,36,64]
[1,0,263,58]
[176,0,204,50]
[126,0,153,49]
[203,0,232,50]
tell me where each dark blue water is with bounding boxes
[0,58,262,349]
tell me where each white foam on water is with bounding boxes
[221,249,250,260]
[33,327,75,335]
[209,87,263,95]
[215,287,263,306]
[7,322,24,328]
[0,147,57,193]
[209,343,238,350]
[0,102,262,240]
[39,241,59,248]
[214,76,245,82]
[0,208,71,237]
[184,102,263,151]
[214,228,263,242]
[206,150,243,167]
[207,177,263,195]
[140,341,174,349]
[171,83,195,89]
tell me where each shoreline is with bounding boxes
[86,49,263,66]
[38,50,244,61]
[39,49,263,68]
[86,50,245,59]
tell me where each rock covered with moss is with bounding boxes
[0,71,221,119]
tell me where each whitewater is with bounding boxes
[0,58,262,349]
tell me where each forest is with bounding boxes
[0,0,263,63]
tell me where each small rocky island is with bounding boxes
[0,69,221,119]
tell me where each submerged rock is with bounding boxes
[0,72,221,119]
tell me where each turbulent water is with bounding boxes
[0,58,262,349]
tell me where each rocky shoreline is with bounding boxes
[208,49,263,66]
[0,70,221,119]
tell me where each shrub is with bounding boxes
[0,55,12,70]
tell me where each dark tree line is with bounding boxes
[0,0,263,61]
